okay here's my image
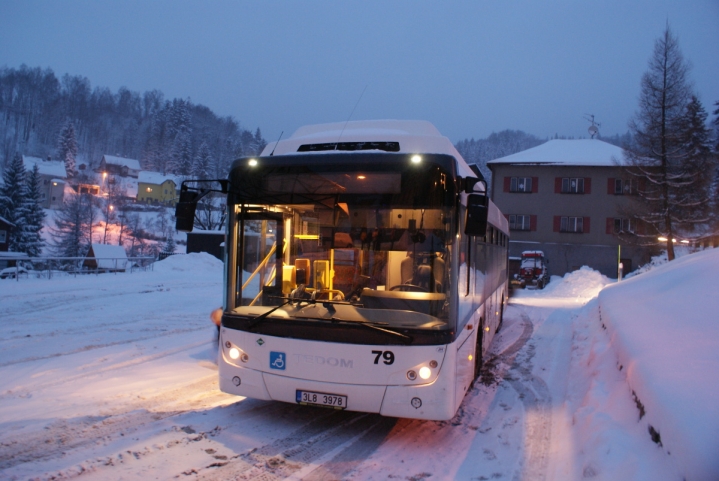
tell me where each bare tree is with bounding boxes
[193,192,226,231]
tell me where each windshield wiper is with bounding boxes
[246,299,293,329]
[245,292,351,330]
[291,315,413,344]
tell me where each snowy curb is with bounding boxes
[597,248,719,481]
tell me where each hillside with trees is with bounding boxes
[0,65,266,176]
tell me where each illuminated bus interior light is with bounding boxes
[248,159,258,167]
[411,155,422,164]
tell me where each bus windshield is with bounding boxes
[226,155,458,338]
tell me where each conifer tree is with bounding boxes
[0,153,27,251]
[163,231,177,254]
[48,193,94,257]
[623,25,706,260]
[170,126,193,175]
[18,164,46,256]
[57,119,78,177]
[192,141,212,179]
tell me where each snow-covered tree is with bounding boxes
[163,232,177,254]
[192,141,212,179]
[17,164,46,256]
[0,153,27,251]
[170,126,193,175]
[622,25,705,260]
[57,119,78,177]
[48,193,94,257]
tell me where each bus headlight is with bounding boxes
[419,366,432,380]
[229,347,240,360]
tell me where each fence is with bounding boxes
[0,256,157,281]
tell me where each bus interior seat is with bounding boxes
[401,254,445,292]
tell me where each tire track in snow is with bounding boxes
[0,324,209,369]
[0,336,212,399]
[501,309,552,481]
[0,373,226,471]
[194,410,390,481]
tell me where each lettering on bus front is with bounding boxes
[292,354,354,369]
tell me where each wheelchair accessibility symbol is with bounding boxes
[270,351,286,370]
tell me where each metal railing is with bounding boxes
[0,256,157,281]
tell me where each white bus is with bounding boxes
[177,120,509,420]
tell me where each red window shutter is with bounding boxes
[585,177,591,194]
[583,216,591,233]
[636,220,645,235]
[530,215,537,231]
[553,216,561,232]
[503,213,509,220]
[554,177,562,193]
[504,177,511,192]
[606,217,614,234]
[608,178,615,194]
[532,177,538,193]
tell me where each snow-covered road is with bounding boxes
[0,254,678,480]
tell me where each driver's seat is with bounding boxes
[401,255,444,292]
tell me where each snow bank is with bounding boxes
[152,252,223,273]
[598,248,719,481]
[516,266,613,300]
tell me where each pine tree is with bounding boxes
[163,231,177,254]
[673,96,715,230]
[170,126,193,175]
[192,141,212,179]
[0,153,27,251]
[48,192,94,257]
[57,119,78,177]
[18,164,46,256]
[622,25,699,260]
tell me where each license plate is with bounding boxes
[296,390,347,409]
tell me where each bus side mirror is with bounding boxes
[175,189,199,232]
[465,194,488,236]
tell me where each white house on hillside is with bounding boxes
[22,156,67,209]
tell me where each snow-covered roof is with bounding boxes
[102,155,141,170]
[22,156,68,178]
[261,119,475,177]
[137,171,181,185]
[87,243,128,269]
[487,139,625,167]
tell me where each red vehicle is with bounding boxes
[514,250,550,289]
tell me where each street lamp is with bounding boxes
[103,204,114,244]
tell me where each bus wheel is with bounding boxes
[474,322,484,380]
[496,297,505,333]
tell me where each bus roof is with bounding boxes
[261,120,475,178]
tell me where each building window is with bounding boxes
[0,230,6,243]
[614,178,636,195]
[614,218,633,234]
[562,177,585,194]
[146,187,153,193]
[560,216,584,233]
[510,177,533,193]
[509,214,534,231]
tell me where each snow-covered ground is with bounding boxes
[1,251,717,480]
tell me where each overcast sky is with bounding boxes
[1,1,717,144]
